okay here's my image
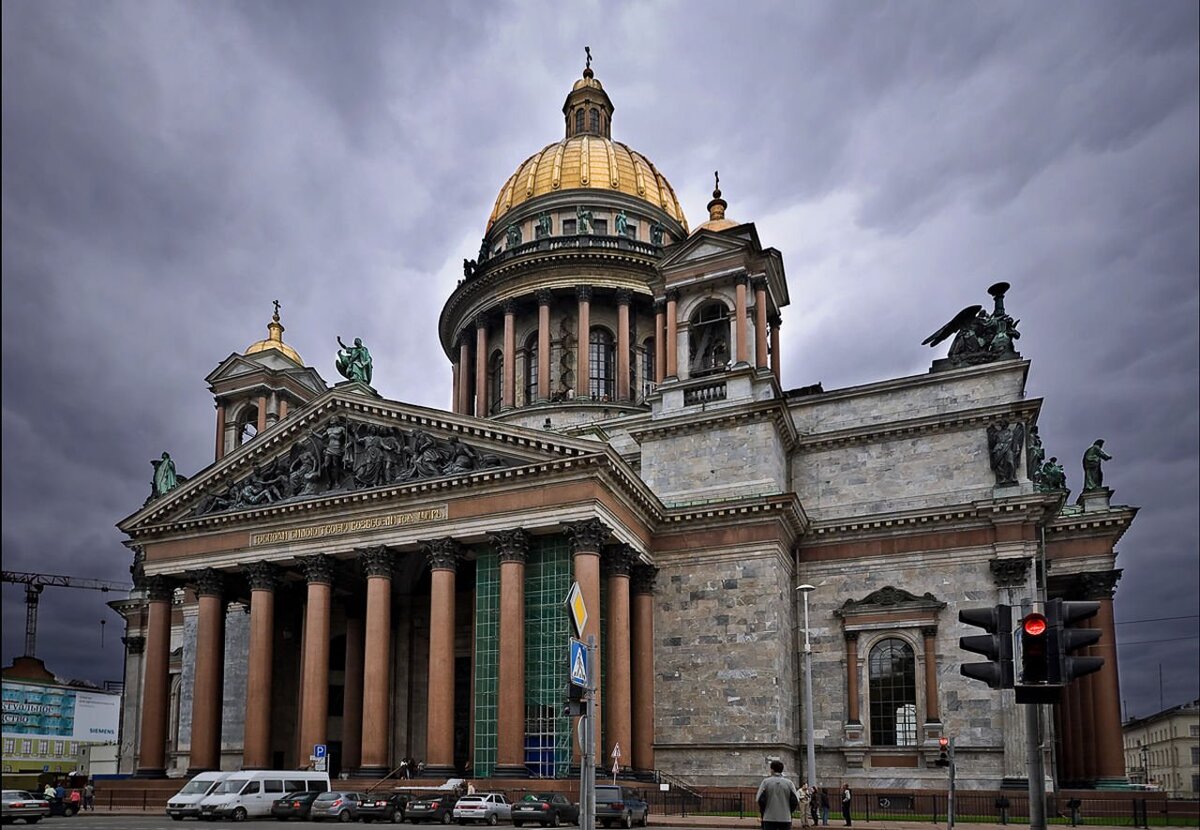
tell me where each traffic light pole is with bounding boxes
[578,635,596,830]
[1025,703,1046,830]
[948,738,957,830]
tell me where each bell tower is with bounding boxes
[204,302,327,460]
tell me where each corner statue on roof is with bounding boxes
[336,336,373,385]
[923,282,1021,369]
[1083,439,1113,491]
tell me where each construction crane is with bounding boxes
[1,571,132,658]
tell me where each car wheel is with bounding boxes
[232,807,248,822]
[550,813,561,828]
[392,813,405,824]
[441,813,453,825]
[622,813,633,830]
[339,810,353,823]
[487,815,499,826]
[639,809,649,827]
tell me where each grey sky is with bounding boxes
[2,1,1197,718]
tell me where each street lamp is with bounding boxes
[797,584,817,791]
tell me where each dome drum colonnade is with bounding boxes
[134,521,659,778]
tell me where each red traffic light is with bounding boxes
[938,737,949,749]
[1023,613,1047,637]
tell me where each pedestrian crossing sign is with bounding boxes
[569,637,589,688]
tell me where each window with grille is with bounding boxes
[489,351,503,414]
[688,301,731,376]
[589,108,600,132]
[524,334,539,403]
[473,552,500,777]
[641,339,655,399]
[575,109,584,134]
[524,536,572,778]
[589,328,615,400]
[869,638,918,746]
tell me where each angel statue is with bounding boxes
[336,336,373,385]
[922,282,1021,369]
[150,451,180,499]
[987,420,1025,487]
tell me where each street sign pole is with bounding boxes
[948,738,956,830]
[579,634,597,830]
[1026,702,1046,830]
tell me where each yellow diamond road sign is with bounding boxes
[566,581,588,638]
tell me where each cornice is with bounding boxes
[806,492,1060,542]
[659,493,808,538]
[1046,504,1138,545]
[786,359,1032,409]
[627,398,798,450]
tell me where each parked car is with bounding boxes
[167,771,232,820]
[1,790,51,825]
[405,793,459,824]
[198,770,330,821]
[308,790,362,822]
[452,793,511,825]
[512,792,580,827]
[357,792,410,823]
[269,790,322,821]
[594,786,648,829]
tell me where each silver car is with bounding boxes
[1,790,51,825]
[452,793,512,826]
[308,790,362,822]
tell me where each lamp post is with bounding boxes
[798,584,817,791]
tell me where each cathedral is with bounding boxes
[115,60,1136,790]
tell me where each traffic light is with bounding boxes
[936,737,950,768]
[1047,599,1104,684]
[1019,611,1049,683]
[958,604,1014,689]
[563,681,584,717]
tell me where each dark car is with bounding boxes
[405,793,459,824]
[594,786,648,829]
[270,790,321,821]
[512,792,580,827]
[357,792,409,823]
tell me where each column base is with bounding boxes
[491,764,530,779]
[355,765,391,779]
[133,768,167,779]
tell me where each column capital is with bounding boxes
[187,567,225,598]
[631,564,659,595]
[576,285,593,302]
[458,329,473,348]
[751,275,769,291]
[653,298,666,313]
[144,575,176,602]
[735,272,751,287]
[844,630,859,643]
[490,528,531,564]
[1077,569,1122,600]
[535,288,553,306]
[243,561,281,592]
[769,312,782,327]
[423,538,464,572]
[989,557,1031,589]
[665,289,680,303]
[502,299,518,316]
[359,546,396,579]
[122,635,146,654]
[300,554,337,586]
[474,313,489,331]
[564,519,609,554]
[615,288,633,306]
[921,626,939,640]
[603,544,637,577]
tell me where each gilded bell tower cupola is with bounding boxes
[563,47,614,139]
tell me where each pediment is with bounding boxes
[120,389,602,533]
[836,585,947,616]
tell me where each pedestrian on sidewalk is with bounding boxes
[809,784,819,826]
[83,782,95,811]
[756,760,801,830]
[820,787,830,826]
[841,783,852,827]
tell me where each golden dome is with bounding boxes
[245,303,303,365]
[692,171,738,234]
[486,137,689,232]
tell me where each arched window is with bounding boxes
[523,332,539,404]
[641,338,656,399]
[869,638,918,747]
[589,108,600,133]
[688,301,731,377]
[588,328,615,400]
[488,350,504,414]
[236,404,258,446]
[575,108,585,135]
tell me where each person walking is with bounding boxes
[809,784,820,826]
[756,760,801,830]
[820,787,830,826]
[83,782,95,811]
[798,783,811,827]
[841,783,852,827]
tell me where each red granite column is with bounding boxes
[735,276,749,365]
[665,291,679,379]
[423,539,462,775]
[630,565,658,772]
[136,576,174,777]
[566,520,609,760]
[298,555,335,761]
[1088,577,1126,781]
[475,316,489,417]
[769,315,782,384]
[242,563,278,769]
[922,627,941,724]
[653,300,666,384]
[576,286,592,398]
[341,608,364,774]
[493,529,530,777]
[458,332,472,415]
[278,399,288,421]
[502,301,516,409]
[1067,655,1085,782]
[256,395,268,436]
[753,279,769,371]
[451,361,461,415]
[616,290,632,402]
[845,632,861,724]
[188,569,225,772]
[605,545,635,772]
[359,547,395,774]
[536,290,552,401]
[214,405,226,461]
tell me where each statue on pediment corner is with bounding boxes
[335,336,373,385]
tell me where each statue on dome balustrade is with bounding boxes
[615,210,628,238]
[506,223,522,249]
[536,212,552,239]
[576,205,593,235]
[650,221,664,246]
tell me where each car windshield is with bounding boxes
[213,779,248,794]
[179,779,216,795]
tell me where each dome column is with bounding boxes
[653,300,666,384]
[734,275,750,366]
[616,290,632,402]
[665,291,679,380]
[576,286,592,398]
[769,314,782,384]
[474,315,489,418]
[457,332,472,416]
[753,278,769,371]
[502,301,517,410]
[536,290,552,402]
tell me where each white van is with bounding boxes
[196,770,330,821]
[166,771,231,820]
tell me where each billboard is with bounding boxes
[2,680,120,743]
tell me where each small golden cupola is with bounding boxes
[563,46,614,139]
[244,300,303,365]
[693,171,740,234]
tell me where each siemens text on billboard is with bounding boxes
[2,681,120,742]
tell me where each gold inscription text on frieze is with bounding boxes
[249,505,449,546]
